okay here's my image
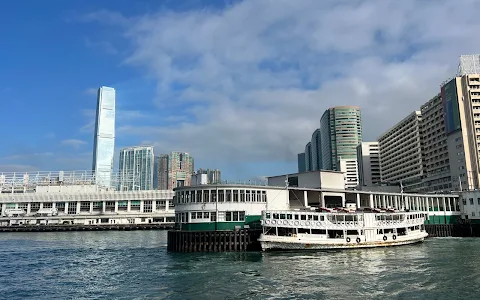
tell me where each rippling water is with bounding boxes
[0,231,477,299]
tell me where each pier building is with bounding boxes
[173,171,461,232]
[0,170,174,227]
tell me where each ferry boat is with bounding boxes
[258,208,428,251]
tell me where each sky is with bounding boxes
[0,0,480,181]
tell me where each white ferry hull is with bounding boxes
[259,232,428,251]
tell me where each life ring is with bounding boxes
[300,221,305,226]
[272,220,276,225]
[288,221,294,226]
[356,237,361,243]
[294,221,299,226]
[265,219,271,225]
[383,235,387,241]
[283,220,288,225]
[346,237,351,243]
[305,221,310,226]
[392,235,397,240]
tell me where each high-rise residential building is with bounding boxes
[320,106,362,171]
[92,86,115,188]
[443,73,480,190]
[378,111,425,192]
[357,142,381,186]
[305,142,312,171]
[196,168,222,184]
[118,146,155,191]
[337,158,359,189]
[311,129,322,171]
[155,152,195,190]
[420,94,452,192]
[297,153,306,173]
[154,154,169,190]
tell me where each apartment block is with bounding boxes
[337,158,358,189]
[378,111,425,192]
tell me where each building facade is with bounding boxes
[297,153,306,173]
[320,106,362,171]
[154,154,169,190]
[118,146,155,191]
[420,94,452,192]
[92,86,116,188]
[356,142,381,187]
[378,111,425,192]
[310,129,322,171]
[196,168,222,184]
[337,158,359,189]
[305,142,312,171]
[155,152,195,190]
[444,74,480,191]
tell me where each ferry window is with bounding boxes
[239,211,245,221]
[261,191,267,202]
[273,213,279,219]
[233,190,239,202]
[287,214,292,220]
[226,190,232,202]
[203,190,209,202]
[313,215,319,221]
[266,213,271,219]
[308,215,313,220]
[226,212,232,221]
[233,212,239,221]
[246,191,251,201]
[191,212,196,219]
[211,192,217,203]
[320,216,324,221]
[197,212,203,219]
[204,212,209,219]
[294,215,299,220]
[240,190,245,202]
[210,212,217,221]
[470,198,474,205]
[478,198,480,205]
[218,190,225,202]
[280,214,286,219]
[462,199,466,205]
[300,215,306,221]
[257,191,261,202]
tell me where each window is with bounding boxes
[233,212,239,221]
[470,198,474,205]
[191,212,196,220]
[203,212,209,219]
[226,212,232,221]
[197,212,202,219]
[477,198,480,205]
[239,211,245,221]
[210,212,216,222]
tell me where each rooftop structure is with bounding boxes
[457,54,480,76]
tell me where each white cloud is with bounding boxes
[61,139,87,149]
[87,0,480,164]
[0,164,40,172]
[84,87,98,95]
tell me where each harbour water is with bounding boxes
[0,231,478,300]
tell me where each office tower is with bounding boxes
[378,111,425,192]
[320,106,362,171]
[420,94,452,192]
[311,129,322,171]
[305,142,312,171]
[92,86,115,188]
[196,168,222,184]
[444,72,480,190]
[118,146,155,191]
[297,153,306,173]
[154,154,169,190]
[357,142,381,186]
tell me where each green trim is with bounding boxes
[425,215,460,224]
[177,215,262,231]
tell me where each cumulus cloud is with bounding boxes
[87,0,480,164]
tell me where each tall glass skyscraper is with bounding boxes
[320,106,362,171]
[92,86,116,188]
[118,146,155,191]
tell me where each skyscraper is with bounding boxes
[155,152,195,190]
[118,146,155,191]
[357,142,381,186]
[196,168,222,184]
[304,142,312,171]
[92,86,115,188]
[310,129,322,171]
[297,153,306,173]
[154,154,169,190]
[320,106,362,171]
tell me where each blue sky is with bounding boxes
[0,0,479,180]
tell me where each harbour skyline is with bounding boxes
[1,0,480,181]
